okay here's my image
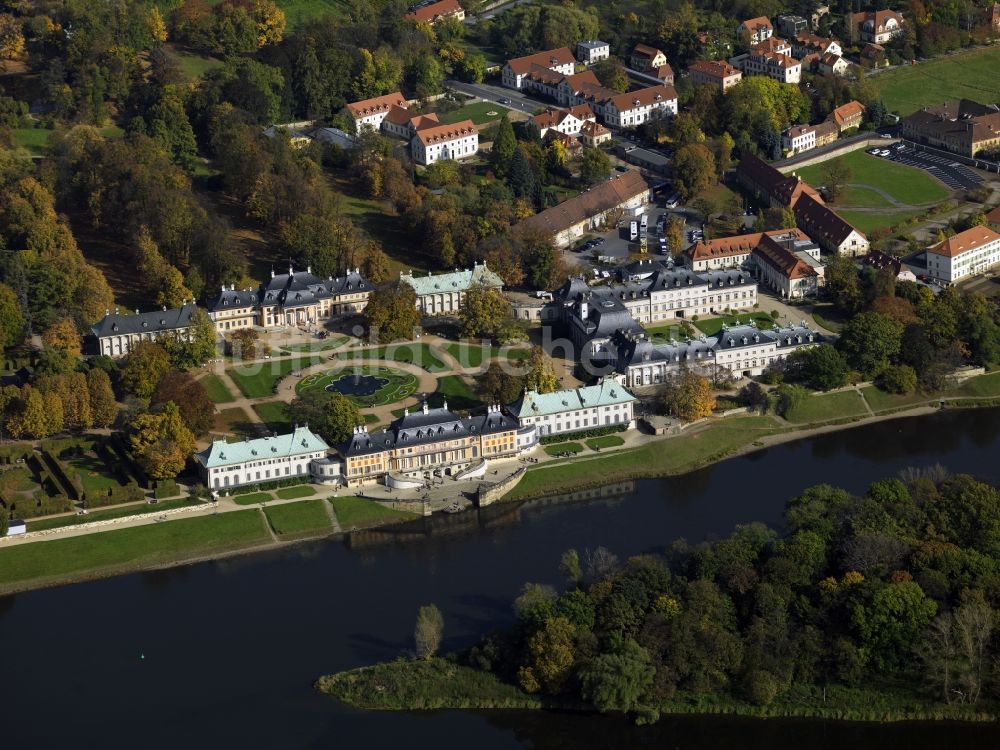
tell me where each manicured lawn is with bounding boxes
[443,342,492,368]
[874,47,1000,116]
[329,496,419,528]
[67,455,120,494]
[428,375,482,411]
[544,442,585,456]
[810,303,849,334]
[951,371,1000,398]
[840,185,894,208]
[228,357,321,398]
[26,499,202,532]
[507,416,781,500]
[264,500,330,536]
[298,365,419,408]
[275,485,317,500]
[838,209,925,235]
[14,125,122,156]
[783,390,869,424]
[253,400,291,430]
[214,406,257,437]
[647,324,685,341]
[437,101,510,126]
[792,150,950,207]
[693,312,774,336]
[861,386,929,413]
[232,492,274,506]
[586,435,625,450]
[0,511,269,590]
[345,343,448,372]
[200,373,235,404]
[166,45,224,80]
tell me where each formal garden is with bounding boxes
[297,365,419,408]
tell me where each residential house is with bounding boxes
[338,403,521,486]
[580,120,612,146]
[507,380,637,438]
[860,42,888,68]
[410,119,478,165]
[813,120,839,147]
[533,104,595,137]
[866,250,917,282]
[91,303,198,359]
[793,193,870,256]
[688,59,742,91]
[603,85,678,127]
[852,10,905,44]
[792,33,842,60]
[819,53,850,76]
[502,47,576,89]
[629,43,668,72]
[782,124,817,154]
[741,38,801,83]
[900,99,1000,158]
[195,426,332,491]
[516,171,649,247]
[776,14,809,38]
[577,40,610,64]
[739,16,774,44]
[827,100,866,133]
[684,228,807,272]
[382,105,432,139]
[404,0,464,24]
[925,226,1000,284]
[347,92,408,131]
[205,267,373,332]
[400,262,503,315]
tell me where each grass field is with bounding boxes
[201,374,235,404]
[264,500,330,536]
[508,416,782,500]
[233,492,275,505]
[67,455,121,494]
[585,435,625,450]
[437,101,510,126]
[647,324,686,341]
[860,386,929,413]
[14,125,123,156]
[793,150,951,207]
[277,0,347,28]
[428,375,482,411]
[214,406,257,437]
[163,44,224,81]
[275,485,318,500]
[544,442,585,456]
[837,208,926,234]
[26,499,202,532]
[840,185,895,208]
[810,303,849,333]
[281,337,347,353]
[874,47,1000,116]
[783,390,869,424]
[253,400,291,430]
[951,371,1000,398]
[228,357,321,398]
[0,511,269,590]
[297,365,419,408]
[693,312,774,336]
[329,497,419,528]
[344,343,448,372]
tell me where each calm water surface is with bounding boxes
[3,408,1000,749]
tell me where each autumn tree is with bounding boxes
[120,341,171,400]
[523,346,558,393]
[519,616,577,693]
[477,361,526,404]
[363,284,422,344]
[164,309,217,368]
[0,14,25,60]
[38,373,92,431]
[129,402,196,479]
[286,389,361,445]
[822,158,853,202]
[659,370,716,421]
[591,58,629,92]
[0,282,25,349]
[151,371,214,437]
[579,146,612,185]
[673,144,717,201]
[87,367,119,428]
[665,216,686,257]
[229,328,261,360]
[41,318,81,357]
[414,604,444,659]
[459,283,523,344]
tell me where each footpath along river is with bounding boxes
[2,408,1000,748]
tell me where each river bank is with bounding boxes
[1,382,998,596]
[317,659,999,725]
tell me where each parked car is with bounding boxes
[879,150,891,157]
[869,148,881,155]
[592,237,605,246]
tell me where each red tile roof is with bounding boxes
[404,0,463,22]
[607,84,678,112]
[793,193,863,246]
[829,100,866,127]
[753,235,818,280]
[631,43,665,60]
[347,92,407,118]
[688,59,741,79]
[986,205,1000,225]
[928,226,1000,258]
[413,119,477,146]
[505,48,575,76]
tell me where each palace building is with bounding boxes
[399,262,503,315]
[507,380,637,438]
[91,302,198,359]
[195,426,332,491]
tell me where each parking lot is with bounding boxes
[564,206,701,269]
[875,144,983,190]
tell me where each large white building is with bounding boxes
[195,426,332,491]
[502,47,576,89]
[507,380,637,438]
[577,40,610,64]
[410,119,478,165]
[782,124,816,154]
[346,92,408,132]
[400,262,504,315]
[91,303,198,359]
[926,226,1000,284]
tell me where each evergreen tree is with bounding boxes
[490,114,516,177]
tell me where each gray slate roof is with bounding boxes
[91,303,198,339]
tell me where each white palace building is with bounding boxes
[195,426,333,490]
[507,380,637,438]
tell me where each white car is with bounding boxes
[869,148,880,155]
[880,150,891,157]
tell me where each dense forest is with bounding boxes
[325,470,1000,721]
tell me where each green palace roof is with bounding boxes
[399,262,503,297]
[508,380,636,419]
[195,426,329,469]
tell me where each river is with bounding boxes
[3,408,1000,748]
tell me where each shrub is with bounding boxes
[745,669,780,706]
[877,364,917,395]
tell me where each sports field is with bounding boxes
[874,47,1000,116]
